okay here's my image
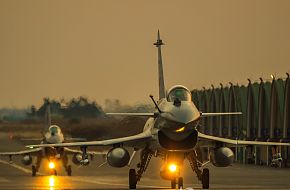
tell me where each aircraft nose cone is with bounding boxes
[172,110,196,124]
[161,102,200,124]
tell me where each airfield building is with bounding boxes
[191,73,290,167]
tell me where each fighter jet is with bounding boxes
[0,104,102,176]
[27,31,290,189]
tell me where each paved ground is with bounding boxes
[1,132,290,190]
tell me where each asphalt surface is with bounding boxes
[1,132,290,190]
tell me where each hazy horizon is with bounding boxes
[0,0,289,108]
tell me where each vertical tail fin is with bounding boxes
[43,104,51,133]
[154,30,166,100]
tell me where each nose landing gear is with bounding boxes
[129,169,137,189]
[49,168,57,176]
[170,177,184,189]
[178,177,183,189]
[170,179,176,189]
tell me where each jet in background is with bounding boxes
[28,31,290,189]
[0,104,102,176]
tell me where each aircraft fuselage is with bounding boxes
[144,87,201,153]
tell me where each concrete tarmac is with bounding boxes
[1,133,290,190]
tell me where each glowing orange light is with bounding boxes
[49,176,55,185]
[175,126,185,132]
[49,162,55,169]
[168,164,177,172]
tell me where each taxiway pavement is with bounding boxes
[0,132,290,190]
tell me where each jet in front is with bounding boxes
[27,31,290,189]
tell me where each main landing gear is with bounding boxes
[128,149,152,189]
[187,151,209,189]
[62,154,72,176]
[202,168,209,189]
[66,165,72,176]
[129,169,137,189]
[32,165,37,176]
[32,155,42,177]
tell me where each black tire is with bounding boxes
[32,165,36,177]
[171,179,176,189]
[178,177,183,189]
[67,165,72,176]
[129,169,137,189]
[202,168,209,189]
[54,169,57,176]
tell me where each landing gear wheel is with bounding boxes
[202,168,209,189]
[66,165,72,176]
[178,177,183,189]
[32,165,36,177]
[129,169,137,189]
[170,179,176,189]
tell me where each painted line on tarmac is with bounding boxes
[0,177,9,182]
[0,159,45,175]
[0,159,175,189]
[138,184,169,188]
[70,177,168,189]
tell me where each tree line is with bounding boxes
[28,96,104,119]
[0,97,154,122]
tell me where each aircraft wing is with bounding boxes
[64,137,87,142]
[198,132,290,146]
[0,147,43,156]
[27,130,153,149]
[200,112,242,117]
[64,147,107,155]
[106,113,155,116]
[19,138,43,141]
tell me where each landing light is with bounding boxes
[175,127,185,132]
[49,162,55,169]
[49,176,55,190]
[168,164,177,172]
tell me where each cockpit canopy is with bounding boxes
[167,86,192,102]
[49,125,60,134]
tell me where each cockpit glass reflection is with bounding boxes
[49,126,58,134]
[167,88,192,102]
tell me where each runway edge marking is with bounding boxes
[0,159,44,175]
